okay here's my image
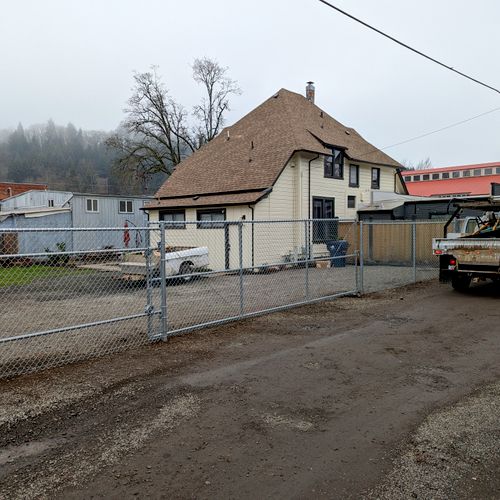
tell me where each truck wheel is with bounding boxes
[179,262,194,282]
[451,274,471,292]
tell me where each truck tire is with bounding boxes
[451,274,471,292]
[179,262,194,282]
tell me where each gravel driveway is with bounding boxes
[0,280,499,499]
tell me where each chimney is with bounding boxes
[306,81,315,103]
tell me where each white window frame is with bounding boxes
[119,200,134,214]
[86,198,99,213]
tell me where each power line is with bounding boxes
[379,105,500,151]
[317,0,500,95]
[356,104,500,160]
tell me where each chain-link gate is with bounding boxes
[0,227,161,378]
[0,219,443,379]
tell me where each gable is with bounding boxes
[154,89,401,201]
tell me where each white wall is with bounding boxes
[147,152,398,270]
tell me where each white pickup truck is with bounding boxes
[120,246,209,281]
[432,197,500,291]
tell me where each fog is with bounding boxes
[1,0,499,166]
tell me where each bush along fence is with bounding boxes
[0,219,441,378]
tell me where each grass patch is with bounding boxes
[0,265,89,288]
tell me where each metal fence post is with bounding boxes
[238,221,244,317]
[159,221,168,340]
[412,221,417,283]
[359,221,364,294]
[144,226,155,340]
[305,220,310,300]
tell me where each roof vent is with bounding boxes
[306,81,315,103]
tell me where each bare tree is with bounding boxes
[192,57,241,143]
[400,157,433,171]
[107,59,241,186]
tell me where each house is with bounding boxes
[0,190,151,255]
[402,162,500,197]
[0,182,47,201]
[145,84,406,269]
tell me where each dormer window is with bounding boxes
[324,148,344,179]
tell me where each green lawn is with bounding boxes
[0,265,87,287]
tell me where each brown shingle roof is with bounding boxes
[154,88,401,202]
[145,190,269,210]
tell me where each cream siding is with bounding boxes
[147,152,400,270]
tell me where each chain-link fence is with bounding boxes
[0,219,441,378]
[359,220,442,292]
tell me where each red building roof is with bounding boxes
[402,162,500,197]
[0,182,47,201]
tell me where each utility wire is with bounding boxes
[317,0,500,95]
[379,105,500,152]
[355,104,500,160]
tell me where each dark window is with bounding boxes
[371,168,380,189]
[119,200,133,213]
[347,195,356,209]
[196,208,226,228]
[463,170,471,177]
[432,173,439,180]
[496,167,500,174]
[312,197,336,243]
[473,169,481,176]
[349,165,359,187]
[413,175,421,181]
[422,174,430,181]
[484,168,493,175]
[442,172,450,179]
[160,210,186,229]
[86,198,98,212]
[48,199,54,207]
[324,149,344,179]
[452,171,460,178]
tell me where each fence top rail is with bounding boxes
[0,246,151,259]
[0,219,359,233]
[0,226,152,233]
[362,220,446,225]
[149,218,358,226]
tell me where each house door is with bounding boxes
[312,197,337,242]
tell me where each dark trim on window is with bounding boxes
[347,195,356,209]
[196,208,226,229]
[159,209,186,229]
[324,149,344,179]
[349,164,359,187]
[371,167,381,189]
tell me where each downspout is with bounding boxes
[248,204,255,268]
[308,154,320,220]
[308,154,320,259]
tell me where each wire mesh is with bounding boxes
[360,220,441,292]
[0,219,442,379]
[0,227,160,378]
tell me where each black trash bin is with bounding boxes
[326,240,349,267]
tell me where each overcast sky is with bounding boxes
[1,0,499,166]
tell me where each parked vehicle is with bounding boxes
[120,246,209,282]
[432,196,500,291]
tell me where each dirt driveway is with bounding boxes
[1,281,499,499]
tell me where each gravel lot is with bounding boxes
[0,280,499,499]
